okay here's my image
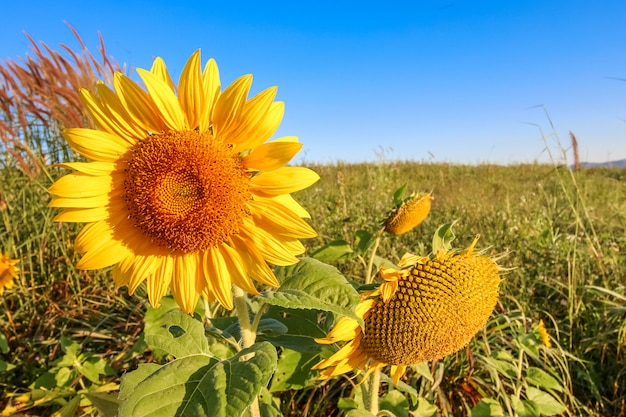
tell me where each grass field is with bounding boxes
[1,157,625,416]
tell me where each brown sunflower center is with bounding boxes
[123,130,251,253]
[361,255,500,365]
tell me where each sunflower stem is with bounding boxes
[232,285,261,417]
[368,367,381,414]
[365,228,385,284]
[233,285,256,348]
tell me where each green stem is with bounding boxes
[368,367,381,414]
[232,285,261,417]
[365,228,385,284]
[233,285,255,348]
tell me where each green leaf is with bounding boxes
[310,240,354,261]
[256,318,289,338]
[355,229,374,253]
[470,398,505,417]
[393,184,408,206]
[411,362,434,383]
[431,221,457,254]
[261,258,361,321]
[379,389,409,417]
[119,342,277,417]
[255,387,283,417]
[482,356,518,379]
[344,408,376,417]
[412,397,438,417]
[526,387,567,416]
[55,394,81,417]
[0,360,15,372]
[144,309,210,358]
[261,307,328,352]
[511,396,540,417]
[526,367,563,392]
[85,392,122,417]
[119,363,162,401]
[338,397,359,411]
[269,349,319,392]
[0,332,8,354]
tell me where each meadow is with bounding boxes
[0,29,625,417]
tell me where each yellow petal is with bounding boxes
[127,254,160,294]
[79,88,136,143]
[263,194,311,219]
[114,73,167,133]
[229,86,277,149]
[170,254,201,314]
[76,233,130,270]
[248,198,316,239]
[229,234,279,287]
[242,140,302,172]
[48,194,110,208]
[178,50,204,129]
[239,220,300,266]
[219,244,259,296]
[146,256,174,308]
[150,57,175,91]
[251,167,320,196]
[137,68,186,130]
[63,128,129,161]
[199,58,220,132]
[203,247,234,310]
[54,161,117,176]
[53,206,108,222]
[315,317,360,344]
[48,173,114,198]
[96,82,146,141]
[212,74,252,139]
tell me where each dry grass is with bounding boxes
[0,22,122,176]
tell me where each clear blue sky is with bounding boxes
[2,1,625,164]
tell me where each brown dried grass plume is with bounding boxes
[0,22,123,176]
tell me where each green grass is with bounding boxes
[1,160,625,416]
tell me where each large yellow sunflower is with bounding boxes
[313,239,502,384]
[48,50,319,313]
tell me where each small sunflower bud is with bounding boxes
[383,193,433,235]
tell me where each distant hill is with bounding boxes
[578,159,626,168]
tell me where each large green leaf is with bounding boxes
[310,240,355,261]
[144,309,210,358]
[526,387,566,416]
[261,307,329,352]
[526,367,563,392]
[379,389,409,417]
[261,258,361,321]
[269,348,319,392]
[470,398,504,417]
[511,396,540,417]
[119,342,277,417]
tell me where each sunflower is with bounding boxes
[535,320,552,348]
[48,50,318,313]
[313,238,502,384]
[0,253,19,295]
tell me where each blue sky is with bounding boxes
[1,1,625,164]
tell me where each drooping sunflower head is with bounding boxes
[0,253,19,295]
[48,50,319,313]
[314,238,502,384]
[383,192,433,235]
